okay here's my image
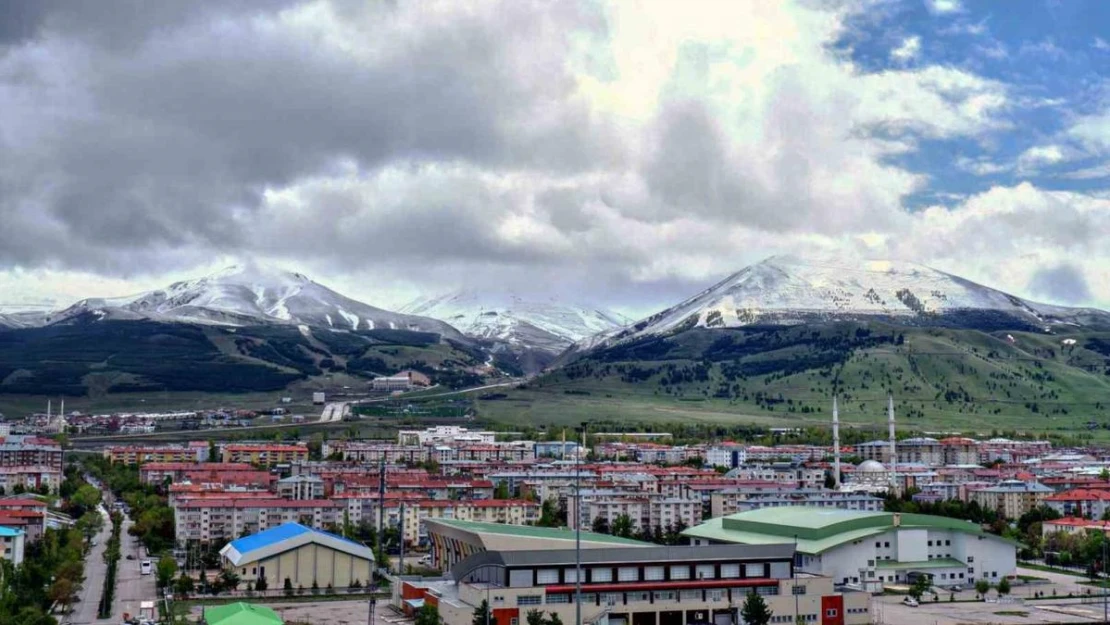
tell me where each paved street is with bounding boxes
[108,515,158,623]
[69,505,112,625]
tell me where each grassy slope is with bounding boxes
[477,325,1110,436]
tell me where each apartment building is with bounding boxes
[710,490,884,518]
[727,465,825,489]
[398,426,495,446]
[139,462,258,485]
[173,497,340,545]
[705,444,747,469]
[568,492,702,532]
[1044,489,1110,520]
[0,465,62,493]
[0,497,48,542]
[0,436,64,472]
[220,443,309,466]
[967,480,1053,519]
[103,442,208,465]
[276,475,325,500]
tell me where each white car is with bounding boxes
[902,597,919,607]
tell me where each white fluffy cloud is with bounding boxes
[891,36,922,63]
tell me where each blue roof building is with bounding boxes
[220,522,374,590]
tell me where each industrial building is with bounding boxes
[219,522,374,590]
[425,518,649,572]
[683,507,1016,591]
[399,543,870,625]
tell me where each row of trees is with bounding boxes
[83,457,175,552]
[590,515,689,545]
[97,511,123,619]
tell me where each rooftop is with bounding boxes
[427,518,649,546]
[222,522,373,565]
[204,602,283,625]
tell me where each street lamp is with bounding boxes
[575,421,587,625]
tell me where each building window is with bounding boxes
[792,585,806,595]
[564,569,578,584]
[653,591,676,602]
[826,609,838,618]
[670,565,691,580]
[707,589,724,602]
[745,563,765,578]
[517,596,542,606]
[644,566,665,581]
[618,567,638,582]
[696,564,715,580]
[602,593,621,606]
[627,591,649,603]
[945,540,951,546]
[884,542,890,548]
[592,568,613,583]
[546,595,571,604]
[755,586,779,596]
[537,569,559,585]
[875,542,881,548]
[680,590,701,602]
[720,563,740,578]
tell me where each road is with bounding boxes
[320,402,350,422]
[68,505,111,625]
[108,515,157,623]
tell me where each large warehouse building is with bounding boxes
[400,543,870,625]
[425,518,649,571]
[220,522,374,590]
[683,507,1016,591]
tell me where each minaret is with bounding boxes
[887,395,897,493]
[832,396,841,489]
[47,400,51,421]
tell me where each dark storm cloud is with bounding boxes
[0,0,612,274]
[1027,263,1093,304]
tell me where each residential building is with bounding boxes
[1044,489,1110,520]
[1042,517,1110,538]
[967,480,1053,519]
[398,426,495,446]
[276,475,325,501]
[705,444,747,469]
[0,465,62,493]
[0,497,48,541]
[139,462,258,485]
[0,436,64,472]
[221,443,309,466]
[173,497,340,545]
[0,527,25,565]
[103,442,208,465]
[684,506,1017,591]
[710,491,884,518]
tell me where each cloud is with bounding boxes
[1095,37,1110,51]
[1027,264,1093,305]
[1016,144,1069,172]
[11,0,1107,314]
[891,36,921,63]
[926,0,964,15]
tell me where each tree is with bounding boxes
[472,599,497,625]
[996,577,1011,596]
[255,575,268,591]
[909,576,931,601]
[283,577,294,597]
[611,514,634,539]
[47,577,80,615]
[546,613,563,625]
[156,555,177,589]
[174,574,195,598]
[526,610,546,625]
[494,482,510,499]
[591,516,610,535]
[741,591,773,625]
[219,569,241,592]
[415,603,441,625]
[974,579,990,598]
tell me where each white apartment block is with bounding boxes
[173,497,340,545]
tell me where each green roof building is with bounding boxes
[204,602,283,625]
[682,506,1015,591]
[426,518,649,572]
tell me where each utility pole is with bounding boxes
[368,597,376,625]
[576,422,586,625]
[793,534,800,625]
[1103,537,1107,625]
[399,501,406,575]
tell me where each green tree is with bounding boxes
[173,575,195,598]
[909,576,931,601]
[741,591,773,625]
[591,516,610,535]
[974,579,990,598]
[283,577,294,597]
[156,555,177,589]
[494,482,510,499]
[219,569,240,592]
[415,603,441,625]
[611,514,634,539]
[70,484,101,515]
[546,613,563,625]
[996,577,1011,596]
[255,575,268,591]
[526,610,545,625]
[47,577,80,615]
[472,599,497,625]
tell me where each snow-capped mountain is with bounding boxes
[577,255,1110,349]
[39,265,465,338]
[400,290,628,353]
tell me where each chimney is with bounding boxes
[888,395,897,494]
[832,396,841,489]
[893,512,902,527]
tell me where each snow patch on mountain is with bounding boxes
[401,290,629,352]
[36,264,464,339]
[578,255,1110,348]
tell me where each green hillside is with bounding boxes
[476,322,1110,435]
[0,319,486,401]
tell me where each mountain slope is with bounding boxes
[578,256,1110,353]
[401,290,627,353]
[41,265,466,339]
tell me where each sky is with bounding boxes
[1,0,1109,318]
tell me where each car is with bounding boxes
[902,597,919,607]
[949,585,963,592]
[126,554,135,560]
